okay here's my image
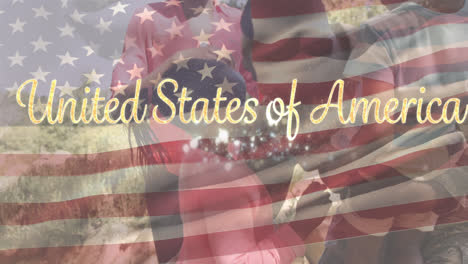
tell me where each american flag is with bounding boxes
[249,0,468,262]
[0,0,307,263]
[1,0,468,263]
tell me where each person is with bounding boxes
[244,0,467,263]
[111,0,329,262]
[422,199,468,264]
[316,0,468,263]
[241,0,354,263]
[111,0,257,102]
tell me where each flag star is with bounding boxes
[173,54,191,71]
[57,81,78,97]
[147,41,165,58]
[61,0,69,8]
[212,18,233,32]
[70,9,86,24]
[32,5,52,20]
[175,88,193,98]
[216,77,237,95]
[58,23,75,38]
[165,0,181,7]
[111,81,128,96]
[9,18,26,34]
[137,98,146,110]
[149,73,162,89]
[8,51,26,67]
[213,44,234,61]
[114,58,124,66]
[83,46,95,56]
[84,69,104,84]
[31,36,52,52]
[57,51,78,66]
[193,29,213,47]
[191,6,211,15]
[6,82,19,98]
[136,8,155,24]
[127,64,144,80]
[83,41,100,56]
[125,36,137,49]
[0,10,4,15]
[30,67,50,82]
[197,63,216,81]
[110,50,124,66]
[89,41,101,53]
[110,1,129,16]
[96,18,112,34]
[165,21,184,39]
[191,6,203,15]
[35,99,47,114]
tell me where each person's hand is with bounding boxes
[289,165,331,241]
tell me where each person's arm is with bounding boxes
[172,144,307,263]
[296,23,397,173]
[110,6,152,99]
[240,0,258,99]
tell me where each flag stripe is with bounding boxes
[1,118,464,179]
[2,148,466,226]
[250,0,398,18]
[1,195,466,259]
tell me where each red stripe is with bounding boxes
[250,0,409,18]
[0,242,159,264]
[257,79,367,104]
[251,0,327,18]
[143,195,468,261]
[2,108,466,178]
[1,195,466,262]
[252,35,352,62]
[2,145,465,226]
[257,60,468,106]
[252,18,468,63]
[250,0,468,19]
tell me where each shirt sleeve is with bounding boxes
[343,24,395,86]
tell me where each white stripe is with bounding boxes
[1,166,466,250]
[320,125,465,178]
[254,56,347,84]
[252,5,388,44]
[256,44,468,84]
[0,216,155,250]
[253,12,332,44]
[3,123,461,204]
[345,24,468,77]
[295,166,468,222]
[0,167,148,203]
[0,125,135,154]
[0,154,329,203]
